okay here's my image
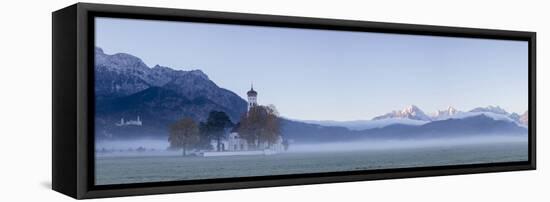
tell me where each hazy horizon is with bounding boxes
[96,135,527,151]
[96,17,528,121]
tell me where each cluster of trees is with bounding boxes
[168,105,282,156]
[168,111,232,156]
[237,105,281,150]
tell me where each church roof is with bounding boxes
[247,84,257,96]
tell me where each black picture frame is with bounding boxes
[52,3,536,199]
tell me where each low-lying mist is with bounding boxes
[95,138,176,157]
[288,135,527,153]
[95,134,527,156]
[96,138,169,150]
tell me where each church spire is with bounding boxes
[247,83,258,111]
[247,83,257,97]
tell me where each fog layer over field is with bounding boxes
[97,138,169,150]
[289,135,527,153]
[96,138,176,157]
[96,134,527,157]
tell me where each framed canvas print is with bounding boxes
[52,3,536,199]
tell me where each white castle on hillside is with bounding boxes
[115,116,142,126]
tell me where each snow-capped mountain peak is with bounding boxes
[403,105,420,114]
[470,105,509,115]
[435,106,458,116]
[432,106,461,120]
[373,105,431,121]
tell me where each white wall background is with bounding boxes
[0,0,547,201]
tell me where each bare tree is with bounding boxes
[168,117,200,156]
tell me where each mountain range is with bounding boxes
[306,105,528,131]
[379,105,527,126]
[282,113,526,143]
[94,47,247,139]
[95,48,528,142]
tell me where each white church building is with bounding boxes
[205,85,285,156]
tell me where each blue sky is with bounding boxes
[95,17,528,121]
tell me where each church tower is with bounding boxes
[247,84,258,111]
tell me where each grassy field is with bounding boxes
[96,141,528,185]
